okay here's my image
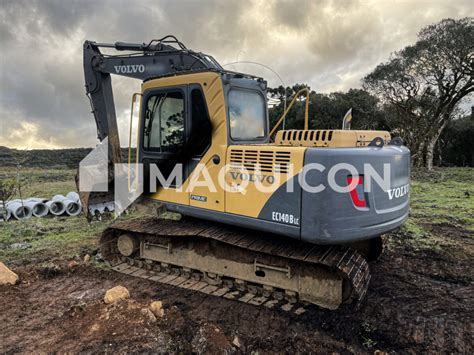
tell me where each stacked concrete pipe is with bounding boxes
[0,202,11,221]
[46,199,66,216]
[2,192,83,220]
[66,192,80,203]
[5,200,33,220]
[52,194,82,216]
[23,198,49,217]
[90,201,115,215]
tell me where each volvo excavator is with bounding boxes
[79,36,410,310]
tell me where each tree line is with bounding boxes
[268,18,473,169]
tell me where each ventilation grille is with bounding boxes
[229,149,291,174]
[274,129,391,147]
[279,129,334,146]
[287,129,333,142]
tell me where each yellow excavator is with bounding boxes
[80,36,410,310]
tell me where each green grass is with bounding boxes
[410,168,474,229]
[0,168,100,263]
[0,167,150,263]
[0,167,76,199]
[0,209,149,264]
[0,167,472,264]
[394,167,473,252]
[0,216,104,262]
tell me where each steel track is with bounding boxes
[100,216,371,312]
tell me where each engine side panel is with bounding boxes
[300,145,410,244]
[225,145,305,219]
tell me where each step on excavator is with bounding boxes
[80,36,410,310]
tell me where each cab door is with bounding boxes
[186,84,224,211]
[140,85,189,204]
[139,83,214,206]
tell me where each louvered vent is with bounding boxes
[229,149,291,174]
[274,129,391,147]
[278,129,334,147]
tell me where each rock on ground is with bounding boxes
[232,335,242,348]
[103,285,130,304]
[149,300,165,317]
[0,262,19,285]
[140,308,157,322]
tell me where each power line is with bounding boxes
[222,61,288,129]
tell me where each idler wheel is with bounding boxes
[117,234,139,257]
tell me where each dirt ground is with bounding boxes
[1,225,472,354]
[1,168,473,353]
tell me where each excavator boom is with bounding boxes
[80,36,231,218]
[83,36,222,165]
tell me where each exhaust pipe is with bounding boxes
[46,200,66,216]
[52,194,82,216]
[5,200,33,220]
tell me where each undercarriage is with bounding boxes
[100,216,382,311]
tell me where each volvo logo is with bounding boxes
[229,171,275,184]
[114,64,145,74]
[387,184,409,200]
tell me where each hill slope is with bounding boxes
[0,147,134,168]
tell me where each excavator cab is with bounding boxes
[138,72,272,216]
[137,74,268,194]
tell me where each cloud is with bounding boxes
[0,0,471,148]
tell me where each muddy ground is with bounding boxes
[1,225,472,354]
[1,167,473,353]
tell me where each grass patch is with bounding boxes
[0,167,151,263]
[0,166,472,263]
[0,167,76,199]
[410,167,473,231]
[0,216,105,263]
[389,167,474,253]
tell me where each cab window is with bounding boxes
[228,89,265,140]
[143,91,184,152]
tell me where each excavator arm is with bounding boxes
[83,36,222,163]
[80,36,223,218]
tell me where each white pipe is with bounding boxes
[104,203,115,212]
[66,192,80,203]
[64,199,81,216]
[0,203,11,221]
[91,202,115,215]
[52,195,82,216]
[7,199,48,217]
[46,200,66,216]
[26,197,48,203]
[24,199,49,217]
[5,201,32,220]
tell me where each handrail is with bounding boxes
[269,87,310,137]
[128,93,142,191]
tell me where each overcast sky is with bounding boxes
[0,0,472,149]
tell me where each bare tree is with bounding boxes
[0,177,16,219]
[363,18,473,169]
